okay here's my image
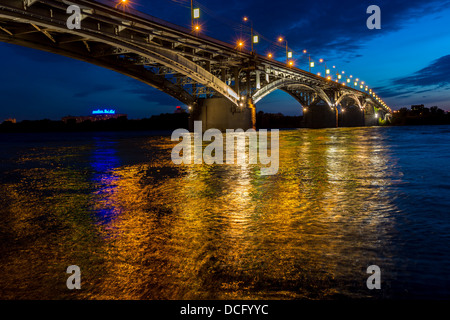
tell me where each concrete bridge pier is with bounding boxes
[339,105,365,127]
[302,104,338,129]
[364,105,380,126]
[189,97,256,132]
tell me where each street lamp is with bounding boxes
[243,16,258,53]
[302,51,311,72]
[278,37,291,65]
[115,0,129,10]
[191,1,200,33]
[318,58,328,76]
[302,50,313,72]
[309,58,314,72]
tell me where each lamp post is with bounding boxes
[335,70,345,82]
[278,37,291,65]
[243,16,258,53]
[191,0,193,29]
[302,49,310,71]
[309,56,314,72]
[319,58,327,76]
[191,1,200,33]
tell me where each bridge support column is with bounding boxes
[339,105,365,127]
[364,105,379,126]
[189,97,255,132]
[302,104,338,129]
[364,113,379,126]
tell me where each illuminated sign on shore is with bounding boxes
[92,109,116,115]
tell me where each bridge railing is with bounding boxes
[87,0,241,52]
[88,1,387,111]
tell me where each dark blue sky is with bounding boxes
[1,0,450,121]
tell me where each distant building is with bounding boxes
[62,109,127,123]
[174,106,186,114]
[3,118,16,124]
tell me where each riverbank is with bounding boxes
[2,108,449,133]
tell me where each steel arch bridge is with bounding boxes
[0,0,391,129]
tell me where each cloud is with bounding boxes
[373,54,450,99]
[139,0,450,65]
[393,55,450,87]
[219,0,450,58]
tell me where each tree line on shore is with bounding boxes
[391,105,450,125]
[0,111,303,132]
[0,113,189,133]
[1,106,449,132]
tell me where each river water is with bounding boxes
[0,126,449,300]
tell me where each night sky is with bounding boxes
[1,0,450,121]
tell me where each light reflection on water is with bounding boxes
[0,127,449,299]
[90,138,121,225]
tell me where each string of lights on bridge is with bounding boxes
[114,0,389,110]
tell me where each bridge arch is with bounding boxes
[2,35,197,105]
[279,89,309,108]
[0,1,239,106]
[252,78,333,107]
[335,92,362,109]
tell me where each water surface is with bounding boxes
[0,126,449,299]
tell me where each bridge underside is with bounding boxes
[0,0,390,131]
[0,0,241,108]
[189,97,255,132]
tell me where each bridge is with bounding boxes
[0,0,392,130]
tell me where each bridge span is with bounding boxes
[0,0,391,130]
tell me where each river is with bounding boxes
[0,125,449,299]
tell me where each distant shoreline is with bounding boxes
[1,107,449,133]
[0,111,304,133]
